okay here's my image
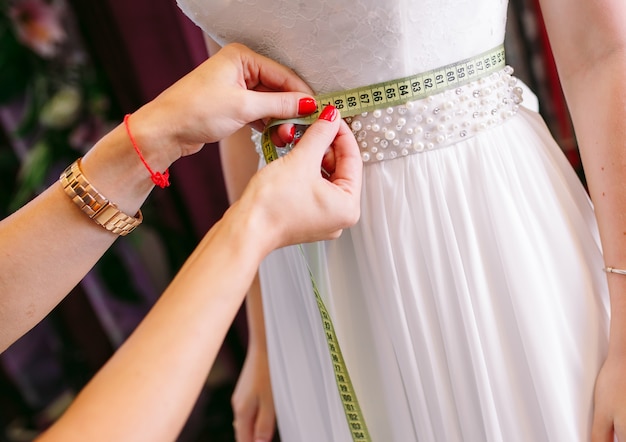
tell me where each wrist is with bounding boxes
[127,104,182,171]
[605,280,626,361]
[80,124,155,215]
[221,198,278,263]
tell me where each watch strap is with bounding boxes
[60,158,143,236]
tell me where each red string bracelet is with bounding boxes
[124,113,170,188]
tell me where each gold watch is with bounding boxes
[60,158,143,236]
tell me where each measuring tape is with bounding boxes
[261,44,506,164]
[299,246,372,440]
[268,45,506,441]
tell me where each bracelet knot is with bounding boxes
[124,113,170,189]
[151,170,170,188]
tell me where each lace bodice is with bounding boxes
[177,0,509,93]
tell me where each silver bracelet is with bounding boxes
[603,267,626,276]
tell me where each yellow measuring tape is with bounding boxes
[264,45,506,441]
[262,44,506,163]
[299,246,371,441]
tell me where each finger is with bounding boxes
[292,105,342,165]
[292,108,362,199]
[326,119,362,193]
[591,412,614,442]
[238,44,314,94]
[233,417,255,442]
[252,400,276,442]
[232,404,257,442]
[590,428,614,442]
[233,418,254,442]
[321,147,336,176]
[249,124,296,147]
[274,123,296,147]
[321,120,362,228]
[245,91,317,124]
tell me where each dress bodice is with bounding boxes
[177,0,509,93]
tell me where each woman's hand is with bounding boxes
[232,345,276,442]
[592,351,626,441]
[234,105,362,252]
[130,43,316,166]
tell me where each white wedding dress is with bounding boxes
[177,1,610,440]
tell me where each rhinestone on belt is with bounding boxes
[346,66,523,163]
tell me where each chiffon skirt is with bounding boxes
[257,107,610,441]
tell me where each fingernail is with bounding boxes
[288,125,296,142]
[298,97,317,115]
[319,105,338,122]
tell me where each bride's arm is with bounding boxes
[221,127,278,442]
[205,34,279,442]
[537,0,626,439]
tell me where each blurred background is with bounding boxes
[0,0,583,440]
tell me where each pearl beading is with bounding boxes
[345,66,522,163]
[254,67,523,164]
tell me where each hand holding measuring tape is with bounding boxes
[243,104,362,249]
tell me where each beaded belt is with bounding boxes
[347,66,523,163]
[260,44,523,165]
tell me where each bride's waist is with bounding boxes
[349,66,523,163]
[253,67,524,164]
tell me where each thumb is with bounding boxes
[290,105,341,163]
[252,401,276,442]
[247,91,318,122]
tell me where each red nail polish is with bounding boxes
[286,125,296,143]
[298,97,317,115]
[319,105,338,122]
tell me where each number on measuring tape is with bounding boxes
[307,260,372,441]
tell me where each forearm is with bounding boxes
[245,274,270,352]
[564,54,626,352]
[0,109,174,351]
[0,39,309,350]
[540,0,626,349]
[39,202,270,442]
